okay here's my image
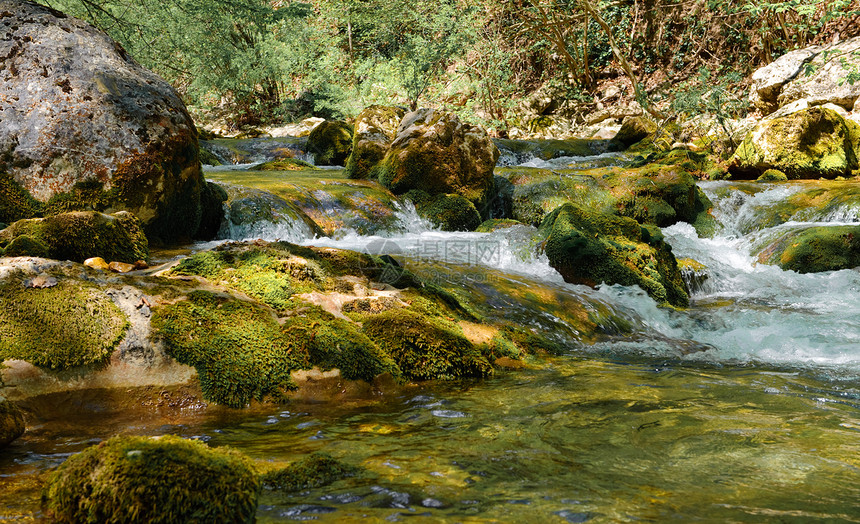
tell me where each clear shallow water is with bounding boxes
[8,154,860,520]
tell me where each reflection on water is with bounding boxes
[4,359,860,522]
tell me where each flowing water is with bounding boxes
[5,153,860,521]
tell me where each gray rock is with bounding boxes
[778,37,860,111]
[750,47,821,113]
[0,1,204,242]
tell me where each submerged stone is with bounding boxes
[42,435,260,523]
[263,452,360,492]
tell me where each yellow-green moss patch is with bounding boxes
[151,290,307,407]
[42,435,260,523]
[262,452,360,493]
[0,279,128,370]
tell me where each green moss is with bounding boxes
[476,219,521,232]
[42,435,260,524]
[345,105,406,180]
[198,146,223,166]
[0,211,149,263]
[263,452,360,493]
[0,172,42,223]
[361,309,493,380]
[539,203,689,307]
[1,234,49,258]
[151,290,307,407]
[0,279,129,370]
[756,225,860,273]
[729,107,858,180]
[757,169,788,182]
[256,158,317,171]
[0,400,25,449]
[414,193,482,232]
[610,116,657,150]
[281,307,400,382]
[307,120,354,166]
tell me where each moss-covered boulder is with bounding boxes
[378,109,499,217]
[0,1,207,243]
[500,161,714,236]
[345,105,406,179]
[728,107,859,179]
[218,183,324,240]
[610,115,658,150]
[42,435,260,523]
[407,190,482,232]
[539,203,688,307]
[0,211,149,263]
[151,290,307,407]
[307,120,354,166]
[0,400,25,448]
[263,452,360,492]
[755,224,860,273]
[0,276,129,370]
[362,309,493,380]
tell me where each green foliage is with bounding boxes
[0,279,128,370]
[263,452,360,492]
[42,435,261,524]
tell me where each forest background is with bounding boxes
[44,0,860,136]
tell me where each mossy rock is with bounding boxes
[281,307,400,382]
[0,400,25,449]
[757,168,788,182]
[151,290,307,407]
[256,158,316,171]
[377,109,499,216]
[0,211,149,263]
[307,120,354,166]
[0,172,42,224]
[500,162,715,236]
[409,191,482,232]
[729,107,859,179]
[219,183,325,240]
[755,224,860,273]
[610,115,658,150]
[263,452,360,492]
[42,435,260,524]
[1,234,49,258]
[0,278,129,370]
[476,219,522,232]
[361,309,493,380]
[345,105,406,180]
[198,146,223,166]
[539,203,689,307]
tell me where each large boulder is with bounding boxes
[728,107,860,179]
[750,46,821,114]
[539,203,689,307]
[377,109,499,216]
[306,120,353,166]
[345,105,405,179]
[0,399,25,448]
[778,37,860,111]
[610,115,657,150]
[0,1,207,243]
[42,435,261,523]
[0,211,149,263]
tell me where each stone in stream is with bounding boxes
[729,107,860,180]
[754,224,860,273]
[42,435,260,523]
[0,399,25,448]
[306,120,354,166]
[539,202,689,308]
[0,1,221,243]
[345,105,406,180]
